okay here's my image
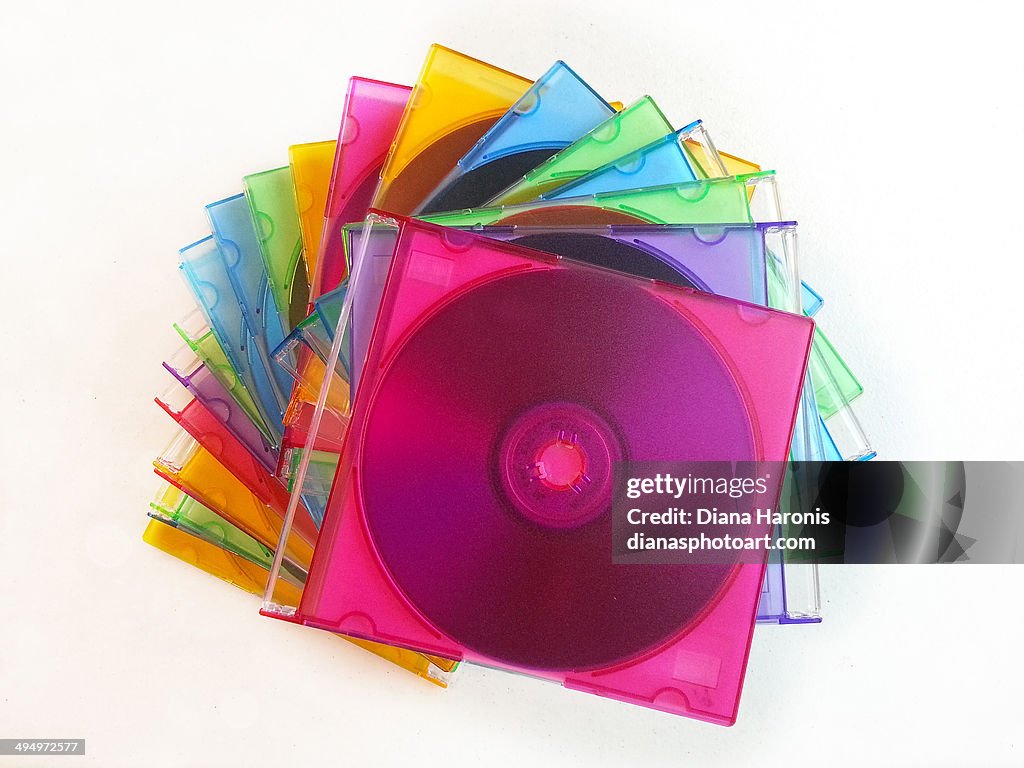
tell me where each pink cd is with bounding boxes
[359,267,755,670]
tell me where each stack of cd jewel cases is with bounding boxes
[146,45,874,725]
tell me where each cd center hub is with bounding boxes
[535,436,587,491]
[497,401,620,529]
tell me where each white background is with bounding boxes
[2,1,1022,765]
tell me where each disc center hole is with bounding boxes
[534,433,589,492]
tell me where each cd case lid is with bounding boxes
[267,215,814,724]
[543,121,712,201]
[143,517,457,685]
[415,60,615,214]
[485,96,675,206]
[316,77,411,300]
[162,350,277,473]
[371,45,532,214]
[144,517,303,606]
[422,172,776,228]
[456,60,613,173]
[149,480,281,574]
[206,193,293,411]
[289,140,336,288]
[155,383,315,534]
[154,429,315,571]
[243,167,310,330]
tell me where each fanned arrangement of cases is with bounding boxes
[147,45,875,725]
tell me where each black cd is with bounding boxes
[417,149,556,214]
[510,231,698,289]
